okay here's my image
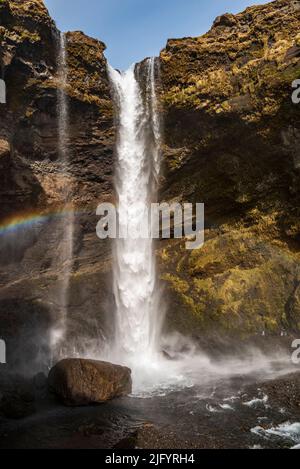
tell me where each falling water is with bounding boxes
[147,57,161,179]
[107,59,164,384]
[51,32,74,356]
[106,59,295,397]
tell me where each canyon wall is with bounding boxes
[159,0,300,343]
[0,0,115,371]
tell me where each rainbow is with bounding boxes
[0,207,77,236]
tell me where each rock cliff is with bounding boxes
[159,0,300,341]
[0,0,114,371]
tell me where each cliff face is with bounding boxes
[0,0,114,212]
[0,0,115,371]
[159,0,300,340]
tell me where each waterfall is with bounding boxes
[107,59,219,396]
[108,59,164,385]
[147,57,161,179]
[51,32,74,357]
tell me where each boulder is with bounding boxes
[48,359,132,406]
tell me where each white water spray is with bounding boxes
[51,32,74,356]
[107,60,166,385]
[146,57,161,179]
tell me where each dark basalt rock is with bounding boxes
[0,374,36,419]
[0,0,115,375]
[159,0,300,339]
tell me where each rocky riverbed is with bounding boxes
[0,361,299,449]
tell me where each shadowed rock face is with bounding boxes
[0,0,115,372]
[48,359,132,406]
[158,0,300,340]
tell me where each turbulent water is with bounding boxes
[107,60,164,389]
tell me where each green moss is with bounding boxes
[162,273,190,295]
[161,1,299,115]
[160,218,300,336]
[11,26,41,43]
[7,0,49,20]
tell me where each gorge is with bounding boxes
[0,0,300,449]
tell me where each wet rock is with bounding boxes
[0,392,35,420]
[161,350,173,360]
[0,0,115,374]
[0,375,35,419]
[48,358,132,406]
[114,423,199,450]
[249,372,300,412]
[33,372,47,391]
[32,372,49,400]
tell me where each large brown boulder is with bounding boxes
[48,359,132,406]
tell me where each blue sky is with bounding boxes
[45,0,268,70]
